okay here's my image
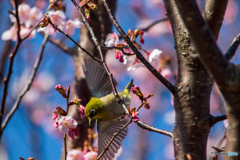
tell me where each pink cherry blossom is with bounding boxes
[48,10,66,28]
[148,49,162,62]
[78,105,85,119]
[127,57,144,71]
[223,119,229,128]
[1,25,35,41]
[105,31,119,47]
[38,10,66,36]
[65,19,83,36]
[83,151,98,160]
[68,128,79,139]
[9,4,31,24]
[160,68,172,79]
[122,40,133,53]
[26,7,43,28]
[58,115,78,134]
[67,149,84,160]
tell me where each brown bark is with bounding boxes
[61,0,117,159]
[173,1,240,160]
[163,0,228,159]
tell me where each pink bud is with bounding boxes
[55,84,61,90]
[144,102,150,109]
[52,113,58,120]
[54,121,59,128]
[119,55,124,63]
[140,37,144,44]
[131,87,135,92]
[134,86,140,90]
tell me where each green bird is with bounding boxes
[82,58,134,160]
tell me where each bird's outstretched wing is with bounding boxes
[97,119,128,160]
[82,58,117,98]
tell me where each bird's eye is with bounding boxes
[90,109,95,118]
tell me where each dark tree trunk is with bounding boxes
[163,0,228,159]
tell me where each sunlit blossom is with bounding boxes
[78,105,85,119]
[83,151,98,160]
[58,115,78,134]
[105,31,119,47]
[65,19,83,36]
[1,25,35,41]
[67,149,84,160]
[127,58,144,71]
[149,49,162,62]
[160,68,172,79]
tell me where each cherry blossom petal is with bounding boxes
[105,31,119,47]
[149,49,162,62]
[67,149,84,160]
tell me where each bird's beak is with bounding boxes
[88,118,92,126]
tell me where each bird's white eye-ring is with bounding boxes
[90,109,95,117]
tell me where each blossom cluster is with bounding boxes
[67,149,97,160]
[1,2,83,41]
[53,85,86,139]
[104,30,171,75]
[2,3,42,41]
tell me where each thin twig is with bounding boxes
[1,34,49,132]
[209,114,227,127]
[22,23,40,41]
[48,19,101,63]
[0,72,4,80]
[97,120,132,160]
[140,18,168,32]
[136,120,173,138]
[14,0,21,41]
[101,0,176,94]
[64,134,67,160]
[225,33,240,61]
[47,36,73,55]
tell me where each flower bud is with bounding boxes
[55,84,68,98]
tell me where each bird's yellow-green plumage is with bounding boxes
[85,79,133,122]
[82,58,133,160]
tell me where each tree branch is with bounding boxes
[47,36,73,55]
[173,0,229,87]
[48,19,101,63]
[140,18,168,32]
[225,33,240,61]
[136,120,173,138]
[101,0,176,94]
[209,114,227,127]
[1,34,49,132]
[203,0,228,39]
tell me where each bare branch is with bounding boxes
[1,34,49,131]
[97,120,132,160]
[204,0,228,39]
[101,0,176,94]
[209,114,227,127]
[173,0,229,87]
[225,33,240,61]
[0,72,3,80]
[48,19,101,63]
[136,120,173,138]
[140,18,168,32]
[47,36,73,55]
